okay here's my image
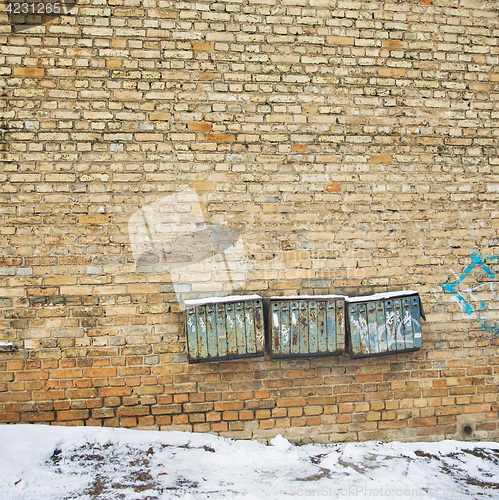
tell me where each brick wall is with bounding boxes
[0,0,498,443]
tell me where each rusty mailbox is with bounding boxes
[184,295,265,363]
[346,291,425,358]
[269,295,346,358]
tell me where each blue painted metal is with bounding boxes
[185,296,265,362]
[394,299,404,351]
[347,291,425,358]
[186,307,198,360]
[235,301,246,354]
[385,299,396,353]
[299,301,309,354]
[376,300,386,352]
[197,305,208,359]
[336,300,345,352]
[411,296,423,348]
[367,301,378,354]
[290,301,300,355]
[269,296,346,358]
[216,303,227,358]
[402,297,413,350]
[280,301,291,356]
[318,301,327,352]
[226,302,237,355]
[206,303,217,357]
[308,300,319,354]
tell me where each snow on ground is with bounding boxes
[0,425,498,499]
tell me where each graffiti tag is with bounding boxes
[441,252,499,336]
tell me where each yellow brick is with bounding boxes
[192,181,215,191]
[206,133,236,143]
[326,36,355,46]
[382,40,407,50]
[107,59,122,68]
[13,67,45,77]
[149,113,171,121]
[372,154,393,164]
[191,42,214,51]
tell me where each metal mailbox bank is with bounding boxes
[269,295,346,358]
[346,291,425,358]
[184,295,265,363]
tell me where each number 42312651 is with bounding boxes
[6,2,63,14]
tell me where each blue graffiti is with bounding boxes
[441,252,499,335]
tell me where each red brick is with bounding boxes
[254,391,270,399]
[57,410,90,421]
[306,417,321,426]
[338,414,352,424]
[121,417,137,427]
[356,374,383,383]
[172,415,189,425]
[206,133,236,143]
[259,419,275,429]
[188,123,212,132]
[100,387,131,397]
[51,369,83,379]
[0,412,20,423]
[215,401,244,411]
[222,411,239,421]
[8,361,24,371]
[276,398,306,408]
[85,368,117,378]
[54,401,71,411]
[464,404,491,413]
[17,371,49,381]
[339,403,354,413]
[206,411,222,422]
[255,409,271,419]
[22,411,55,422]
[409,417,438,428]
[239,410,254,420]
[156,415,172,426]
[117,407,150,417]
[212,422,229,432]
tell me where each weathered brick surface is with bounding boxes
[0,0,498,443]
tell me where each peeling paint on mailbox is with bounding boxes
[269,295,346,358]
[346,291,425,358]
[184,295,265,362]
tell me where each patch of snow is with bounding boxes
[1,425,498,499]
[184,294,262,308]
[270,294,347,300]
[270,434,292,451]
[346,290,419,302]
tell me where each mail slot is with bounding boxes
[184,295,265,363]
[269,295,346,358]
[346,291,425,358]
